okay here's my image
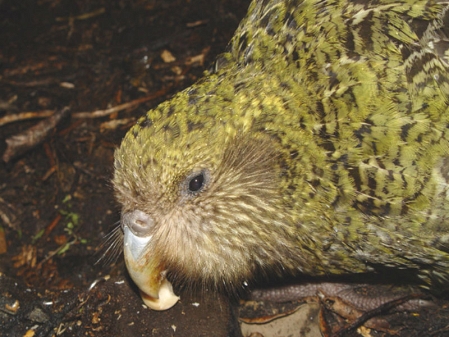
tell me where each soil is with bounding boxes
[1,1,449,337]
[0,0,248,336]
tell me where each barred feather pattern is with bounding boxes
[114,0,449,291]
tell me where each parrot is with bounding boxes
[113,0,449,310]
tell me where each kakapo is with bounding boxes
[113,0,449,310]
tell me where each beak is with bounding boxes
[123,225,180,310]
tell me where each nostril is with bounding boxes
[121,210,154,237]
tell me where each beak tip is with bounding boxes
[140,278,180,310]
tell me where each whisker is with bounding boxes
[95,221,124,266]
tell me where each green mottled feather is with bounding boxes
[114,0,449,289]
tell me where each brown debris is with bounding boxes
[2,107,70,163]
[71,89,169,119]
[43,214,62,238]
[5,300,20,314]
[12,245,37,269]
[0,197,19,231]
[0,110,55,127]
[0,226,7,254]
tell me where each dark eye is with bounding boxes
[188,173,204,192]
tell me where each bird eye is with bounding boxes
[188,173,204,192]
[182,169,210,197]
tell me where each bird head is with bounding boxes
[113,86,296,309]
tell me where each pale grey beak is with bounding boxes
[122,210,179,310]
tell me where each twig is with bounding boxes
[44,214,63,238]
[71,89,168,119]
[55,8,105,22]
[331,293,425,337]
[0,90,168,128]
[2,107,70,163]
[0,110,55,127]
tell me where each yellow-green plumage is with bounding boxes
[114,0,449,292]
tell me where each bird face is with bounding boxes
[113,110,291,309]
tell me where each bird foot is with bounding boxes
[249,282,435,335]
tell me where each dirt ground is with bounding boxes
[1,1,449,336]
[0,1,248,336]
